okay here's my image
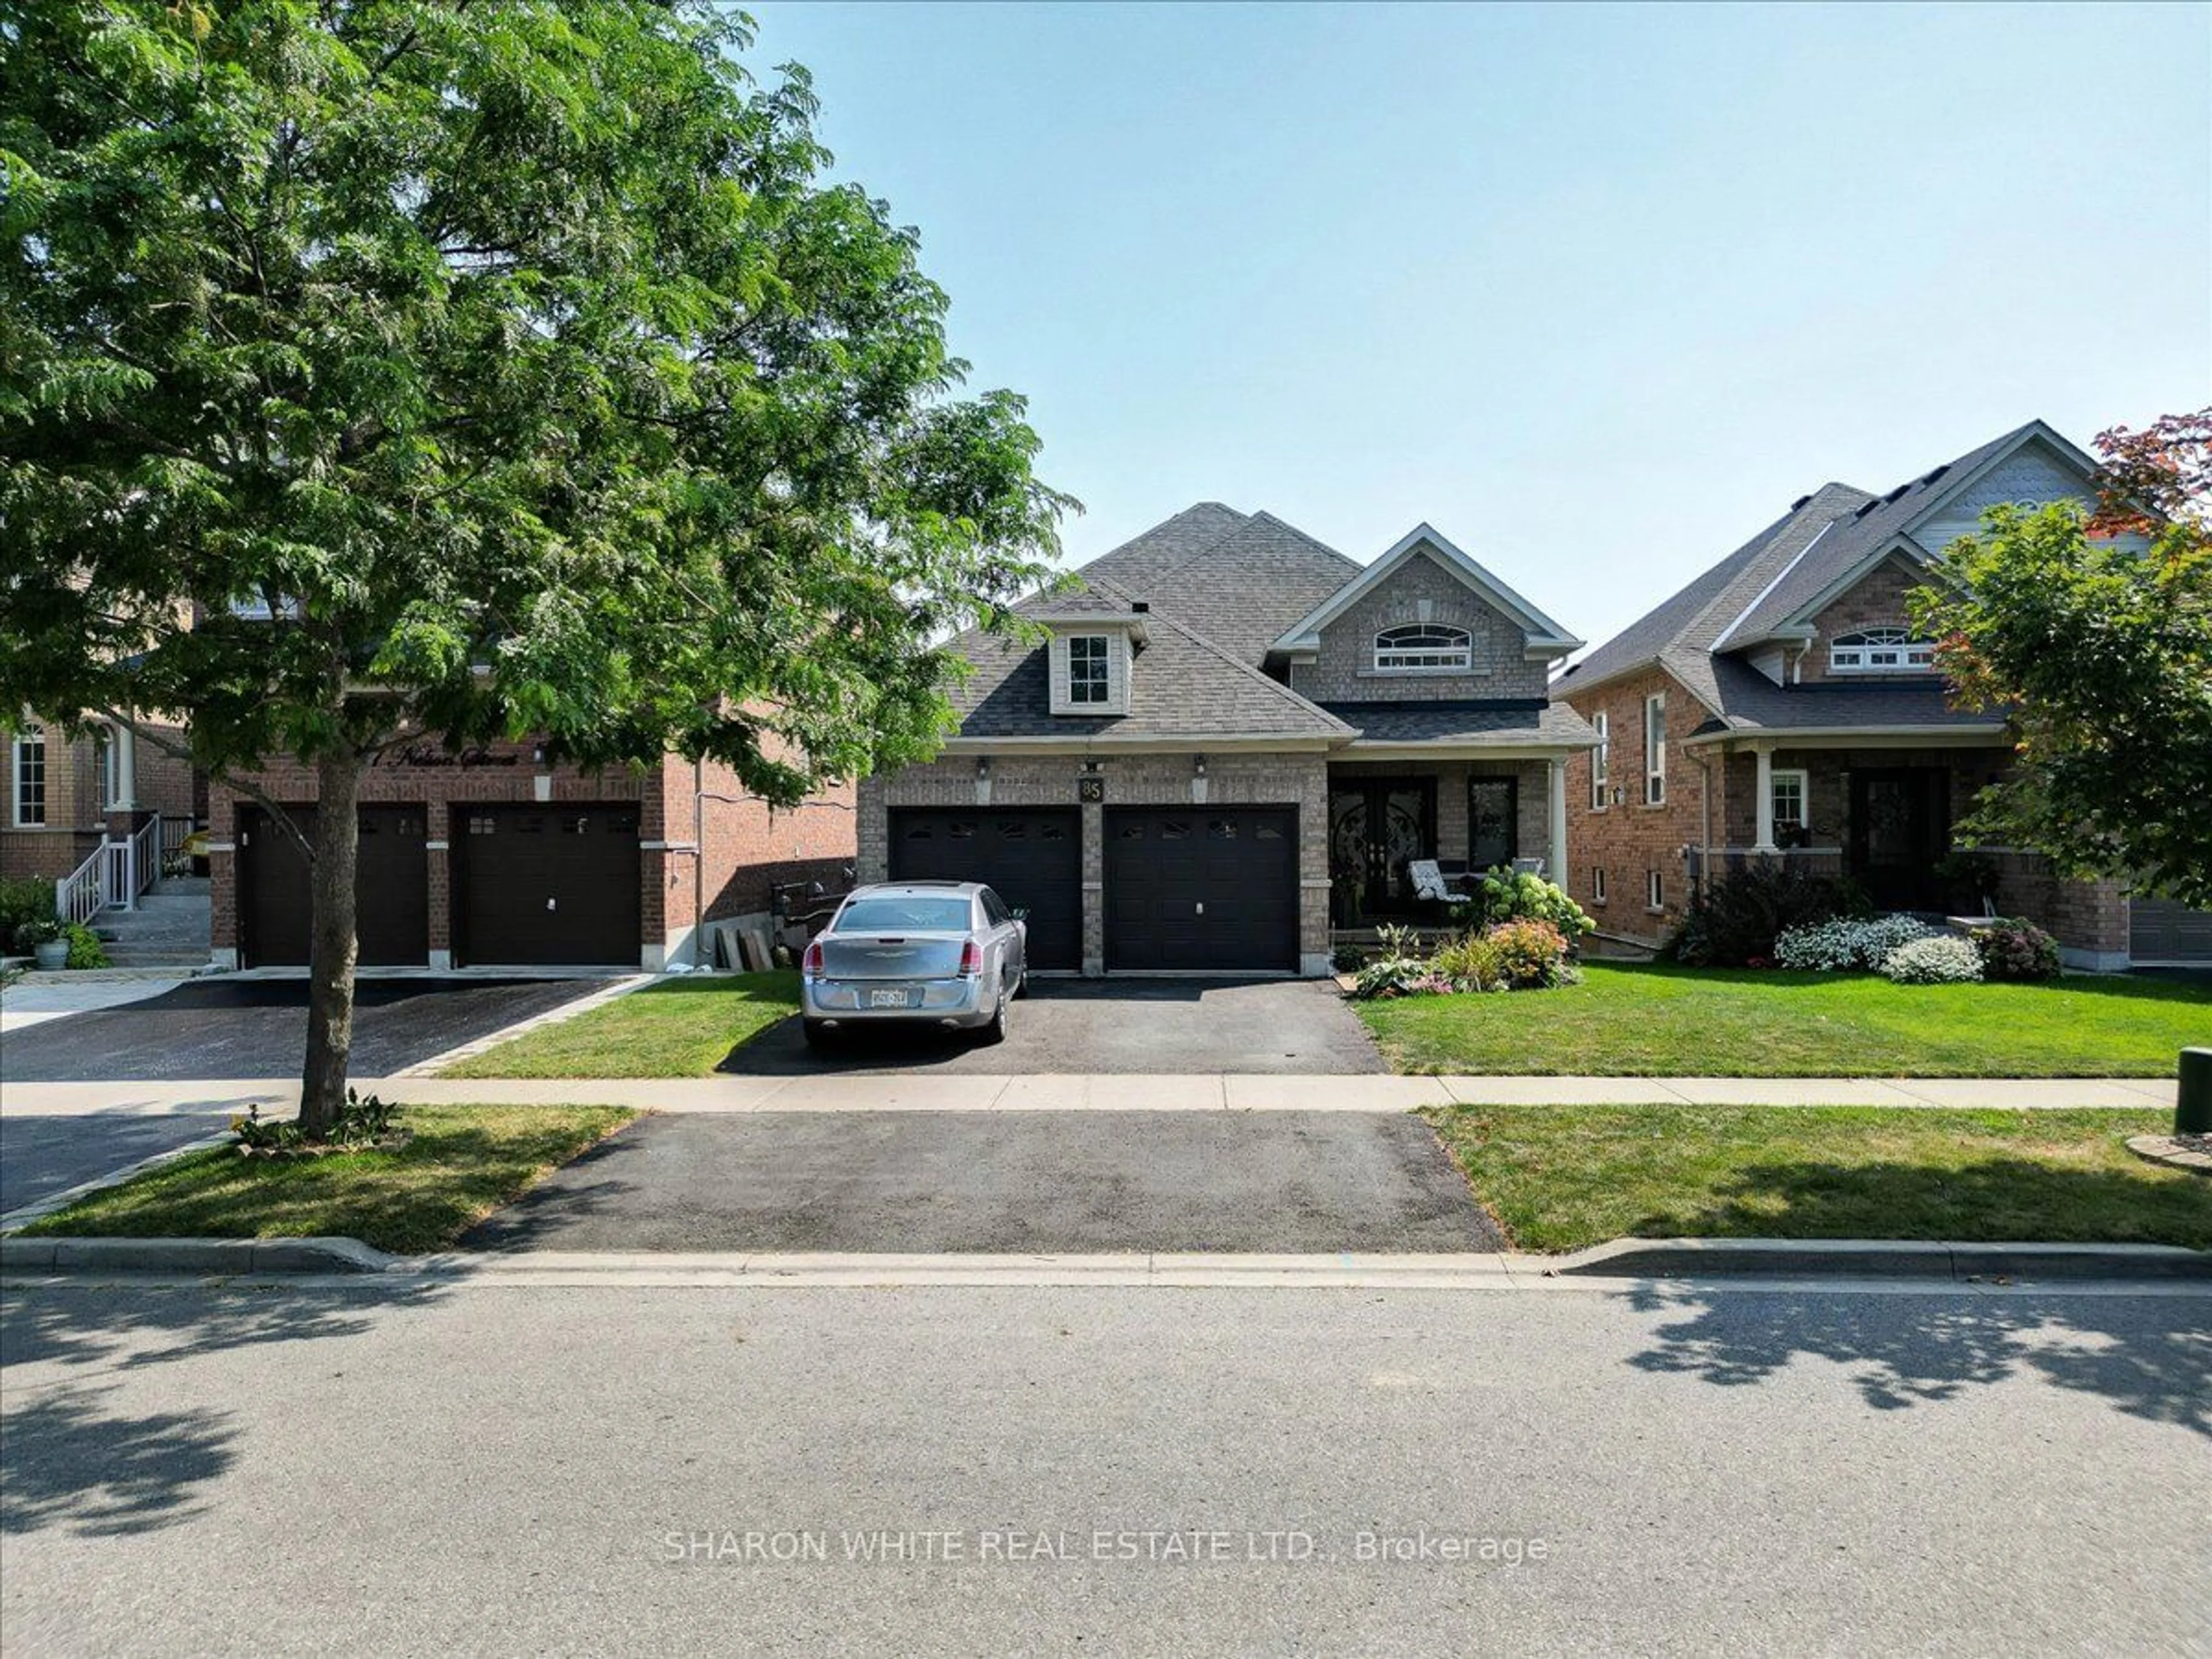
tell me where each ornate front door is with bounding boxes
[1328,779,1436,922]
[1849,768,1946,910]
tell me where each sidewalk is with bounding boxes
[0,1073,2179,1116]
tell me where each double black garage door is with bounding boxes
[887,805,1297,973]
[238,802,640,967]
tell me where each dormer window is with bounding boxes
[1830,626,1936,674]
[1068,635,1111,704]
[1374,623,1472,673]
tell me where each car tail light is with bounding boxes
[801,939,824,976]
[959,940,983,976]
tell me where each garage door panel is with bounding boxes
[2131,897,2212,963]
[459,805,640,965]
[889,808,1081,971]
[240,806,428,968]
[1105,807,1297,972]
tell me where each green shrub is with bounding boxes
[1674,863,1867,967]
[63,923,109,969]
[1430,931,1510,993]
[1347,957,1429,1001]
[1455,872,1592,943]
[0,876,56,952]
[1975,918,2061,982]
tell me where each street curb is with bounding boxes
[1552,1237,2212,1281]
[0,1130,237,1235]
[6,1235,2207,1285]
[0,1234,396,1275]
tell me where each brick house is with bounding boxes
[206,744,853,971]
[1554,418,2210,968]
[857,505,1596,976]
[4,711,199,889]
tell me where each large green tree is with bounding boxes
[0,3,1069,1132]
[1912,412,2211,908]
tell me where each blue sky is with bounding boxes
[743,1,2211,652]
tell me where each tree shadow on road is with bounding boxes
[1624,1285,2211,1438]
[1,1282,441,1536]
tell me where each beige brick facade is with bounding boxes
[859,749,1333,975]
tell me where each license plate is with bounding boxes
[868,988,912,1009]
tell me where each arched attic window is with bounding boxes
[1829,626,1936,674]
[1373,623,1472,672]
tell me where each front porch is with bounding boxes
[1326,756,1567,929]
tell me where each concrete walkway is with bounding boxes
[0,1073,2179,1116]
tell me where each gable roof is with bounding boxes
[1271,523,1582,656]
[1560,419,2097,710]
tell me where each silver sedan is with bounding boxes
[800,881,1027,1051]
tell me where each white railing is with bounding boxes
[56,841,110,927]
[54,813,165,927]
[160,815,196,868]
[115,814,161,908]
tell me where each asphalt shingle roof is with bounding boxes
[1135,511,1363,667]
[1320,702,1601,748]
[1078,502,1250,595]
[1693,658,2008,736]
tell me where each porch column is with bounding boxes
[1752,744,1775,854]
[112,718,138,810]
[1547,757,1568,883]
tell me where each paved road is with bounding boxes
[725,976,1385,1075]
[463,1110,1498,1252]
[1,1279,2203,1655]
[0,976,608,1083]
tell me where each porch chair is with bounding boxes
[1510,856,1546,878]
[1407,859,1461,905]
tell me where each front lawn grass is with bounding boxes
[442,971,800,1077]
[19,1105,634,1255]
[1421,1104,2212,1254]
[1359,961,2211,1076]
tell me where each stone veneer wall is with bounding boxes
[859,750,1332,975]
[1292,549,1550,703]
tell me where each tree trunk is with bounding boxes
[298,749,363,1139]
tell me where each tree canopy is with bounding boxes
[1913,413,2211,908]
[0,1,1071,1129]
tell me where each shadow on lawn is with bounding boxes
[1,1282,442,1536]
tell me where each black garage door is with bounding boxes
[888,808,1082,970]
[456,804,641,965]
[2131,898,2212,964]
[238,806,429,968]
[1105,807,1298,972]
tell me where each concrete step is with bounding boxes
[151,875,211,897]
[96,945,214,968]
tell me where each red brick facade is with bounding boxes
[1561,666,1702,934]
[3,714,196,882]
[208,740,853,969]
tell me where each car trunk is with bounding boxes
[818,933,970,980]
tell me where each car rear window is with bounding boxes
[836,896,974,933]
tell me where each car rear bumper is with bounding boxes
[802,975,996,1028]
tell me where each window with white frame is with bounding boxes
[1591,866,1607,904]
[1770,767,1809,841]
[1590,712,1609,809]
[1646,869,1664,910]
[1373,623,1472,672]
[12,730,46,826]
[1643,694,1666,805]
[1829,626,1936,674]
[93,729,120,810]
[1067,635,1110,704]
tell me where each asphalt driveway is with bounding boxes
[0,976,612,1082]
[462,1110,1501,1253]
[721,976,1385,1075]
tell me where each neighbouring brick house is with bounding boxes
[3,712,199,883]
[1555,418,2211,969]
[857,505,1597,976]
[206,743,853,971]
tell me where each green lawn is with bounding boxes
[20,1105,634,1255]
[1359,962,2211,1076]
[1421,1104,2212,1254]
[444,971,800,1077]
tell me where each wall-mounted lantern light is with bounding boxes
[1193,755,1209,779]
[975,756,991,782]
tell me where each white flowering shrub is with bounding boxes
[1774,915,1944,972]
[1881,934,1984,985]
